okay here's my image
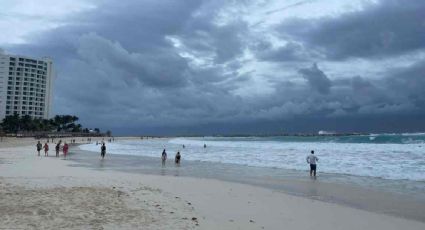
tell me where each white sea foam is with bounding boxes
[80,137,425,182]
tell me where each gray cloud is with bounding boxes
[298,63,332,94]
[265,0,316,15]
[2,0,425,134]
[77,33,190,88]
[174,16,249,64]
[385,60,425,109]
[255,41,312,62]
[279,0,425,60]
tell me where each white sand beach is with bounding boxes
[1,138,424,229]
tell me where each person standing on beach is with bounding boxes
[55,142,60,157]
[175,151,181,164]
[63,142,69,158]
[161,149,167,165]
[43,143,49,157]
[36,141,42,156]
[101,143,106,159]
[306,150,319,177]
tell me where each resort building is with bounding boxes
[0,50,55,120]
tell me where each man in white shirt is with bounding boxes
[306,150,319,177]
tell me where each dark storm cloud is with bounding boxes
[279,0,425,59]
[265,60,425,122]
[298,63,331,94]
[385,60,425,109]
[6,0,215,127]
[77,33,190,87]
[3,0,425,134]
[174,17,249,64]
[350,76,374,92]
[83,0,205,51]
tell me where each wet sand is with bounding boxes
[70,148,425,222]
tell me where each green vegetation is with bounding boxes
[0,114,99,134]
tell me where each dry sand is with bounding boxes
[1,138,424,229]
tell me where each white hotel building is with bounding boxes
[0,50,55,120]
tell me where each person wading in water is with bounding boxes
[175,151,181,165]
[306,150,319,178]
[161,149,167,165]
[101,143,106,159]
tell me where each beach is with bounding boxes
[1,137,425,229]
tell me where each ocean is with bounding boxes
[80,133,425,182]
[74,133,425,221]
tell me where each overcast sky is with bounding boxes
[1,0,424,135]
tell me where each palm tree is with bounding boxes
[21,115,32,131]
[1,114,20,133]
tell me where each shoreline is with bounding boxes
[71,147,425,222]
[1,138,425,229]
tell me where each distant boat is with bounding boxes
[318,130,336,135]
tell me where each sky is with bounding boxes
[1,0,424,135]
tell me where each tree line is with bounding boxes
[0,114,100,134]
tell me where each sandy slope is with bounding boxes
[0,145,197,230]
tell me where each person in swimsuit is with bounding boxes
[175,151,181,164]
[63,142,69,158]
[43,143,49,157]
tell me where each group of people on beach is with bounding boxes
[159,143,205,165]
[37,138,107,159]
[36,140,69,158]
[35,137,98,158]
[161,149,181,165]
[38,138,319,178]
[160,146,319,178]
[104,143,320,180]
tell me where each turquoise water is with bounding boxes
[204,133,425,144]
[77,133,425,221]
[81,133,425,181]
[72,144,425,222]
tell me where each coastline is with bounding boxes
[1,138,425,229]
[71,147,425,222]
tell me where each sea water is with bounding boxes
[80,133,425,182]
[77,134,425,220]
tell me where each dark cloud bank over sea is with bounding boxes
[5,0,425,135]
